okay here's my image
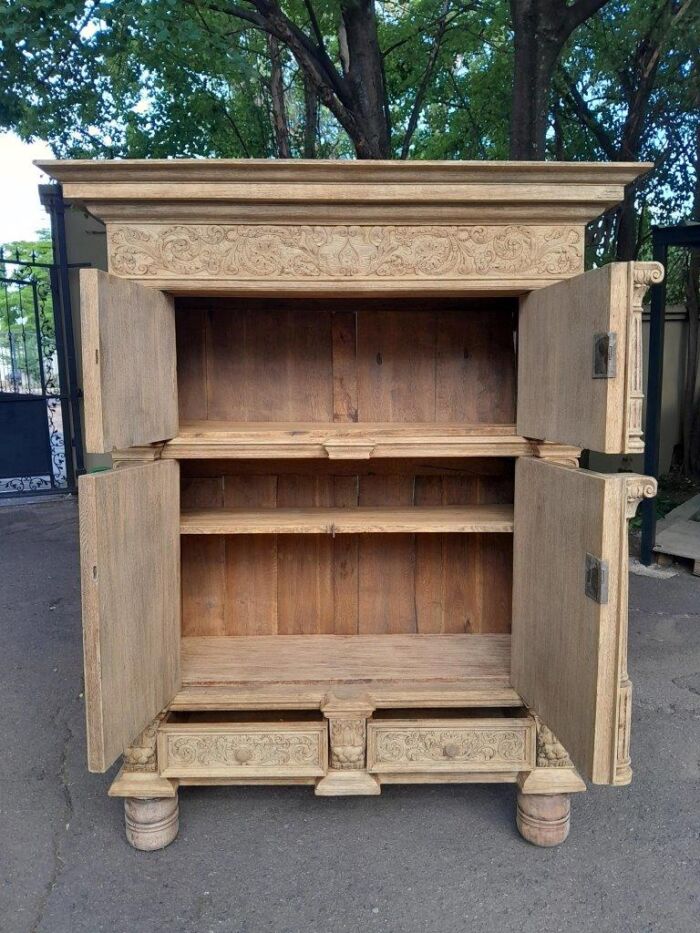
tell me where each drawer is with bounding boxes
[367,716,535,774]
[157,720,328,779]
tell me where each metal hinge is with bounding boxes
[585,553,609,604]
[593,332,617,378]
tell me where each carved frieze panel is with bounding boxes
[108,223,583,285]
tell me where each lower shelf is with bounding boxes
[172,634,520,710]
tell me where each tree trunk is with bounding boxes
[303,75,318,158]
[267,33,291,158]
[509,1,561,159]
[509,0,610,160]
[339,0,391,158]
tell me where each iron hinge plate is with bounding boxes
[593,332,617,378]
[585,553,609,604]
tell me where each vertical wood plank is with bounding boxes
[358,475,416,633]
[356,309,436,421]
[414,475,480,634]
[277,475,334,634]
[331,475,359,634]
[180,474,225,637]
[331,311,358,422]
[435,309,516,423]
[223,475,278,635]
[176,305,208,422]
[206,307,333,421]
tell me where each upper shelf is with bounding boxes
[143,422,581,461]
[181,505,514,535]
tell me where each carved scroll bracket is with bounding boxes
[123,711,168,773]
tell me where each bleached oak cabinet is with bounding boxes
[40,159,661,850]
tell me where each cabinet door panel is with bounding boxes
[511,459,655,784]
[517,262,663,454]
[79,460,180,771]
[80,269,177,452]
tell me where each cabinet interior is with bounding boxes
[173,296,520,708]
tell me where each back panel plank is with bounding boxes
[176,298,517,425]
[80,461,180,772]
[179,465,514,637]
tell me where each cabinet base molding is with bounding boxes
[315,770,382,796]
[124,795,179,851]
[109,767,178,799]
[517,767,586,795]
[516,792,570,847]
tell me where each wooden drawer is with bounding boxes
[367,716,535,774]
[157,720,328,779]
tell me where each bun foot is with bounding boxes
[124,795,179,851]
[516,792,570,847]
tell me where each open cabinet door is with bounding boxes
[80,269,177,453]
[511,459,655,784]
[80,461,180,772]
[517,262,663,453]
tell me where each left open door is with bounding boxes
[80,460,180,772]
[80,269,178,453]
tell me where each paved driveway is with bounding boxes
[1,498,698,933]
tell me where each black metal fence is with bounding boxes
[0,192,84,497]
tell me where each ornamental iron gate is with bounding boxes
[0,243,77,496]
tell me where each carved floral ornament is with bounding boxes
[165,731,321,768]
[108,223,583,281]
[373,728,527,765]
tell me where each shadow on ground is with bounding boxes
[1,498,698,933]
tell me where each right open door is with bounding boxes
[517,262,663,454]
[511,459,656,784]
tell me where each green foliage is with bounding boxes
[1,1,697,230]
[0,233,54,392]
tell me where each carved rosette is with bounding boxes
[534,717,573,769]
[123,712,167,773]
[627,262,664,450]
[329,719,366,770]
[374,728,526,765]
[165,731,321,768]
[108,224,583,282]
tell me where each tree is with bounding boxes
[558,0,698,260]
[508,0,611,159]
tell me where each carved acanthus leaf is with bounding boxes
[329,718,366,770]
[108,224,583,282]
[534,717,572,768]
[123,712,167,773]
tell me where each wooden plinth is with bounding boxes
[124,795,179,851]
[516,792,570,847]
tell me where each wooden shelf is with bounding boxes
[173,634,520,710]
[180,504,514,535]
[153,421,579,461]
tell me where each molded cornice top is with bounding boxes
[35,158,652,226]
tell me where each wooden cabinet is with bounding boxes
[40,158,662,850]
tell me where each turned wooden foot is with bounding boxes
[124,795,179,851]
[516,792,570,847]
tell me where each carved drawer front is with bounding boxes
[157,721,328,779]
[367,717,535,774]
